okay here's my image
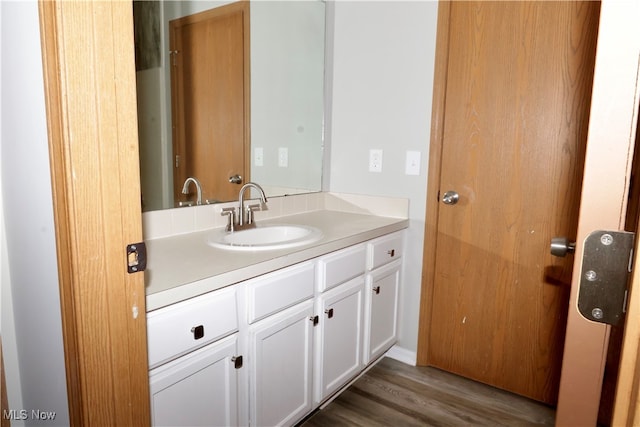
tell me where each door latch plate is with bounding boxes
[127,242,147,274]
[577,230,634,326]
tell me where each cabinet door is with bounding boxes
[364,259,401,365]
[314,276,364,403]
[249,300,314,427]
[149,334,240,427]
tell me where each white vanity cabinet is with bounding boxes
[364,232,403,365]
[147,286,242,426]
[149,334,241,427]
[146,229,405,426]
[314,276,365,403]
[313,244,367,403]
[246,262,316,427]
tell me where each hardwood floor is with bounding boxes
[300,357,555,426]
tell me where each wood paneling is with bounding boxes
[38,1,150,425]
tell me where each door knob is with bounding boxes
[550,237,576,257]
[229,174,242,184]
[442,191,459,205]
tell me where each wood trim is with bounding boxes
[556,0,640,424]
[416,0,450,366]
[613,250,640,425]
[38,2,150,425]
[1,340,8,427]
[243,1,251,184]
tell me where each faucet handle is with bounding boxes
[246,203,266,224]
[221,207,236,232]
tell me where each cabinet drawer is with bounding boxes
[147,286,238,369]
[247,262,315,324]
[317,243,366,292]
[367,231,404,270]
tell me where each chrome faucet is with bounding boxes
[238,182,268,227]
[221,182,268,232]
[181,177,202,205]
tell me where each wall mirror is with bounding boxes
[134,0,326,212]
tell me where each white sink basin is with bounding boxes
[207,224,323,251]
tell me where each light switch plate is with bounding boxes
[405,150,421,175]
[278,147,288,167]
[254,147,264,166]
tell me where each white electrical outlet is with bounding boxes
[254,147,264,166]
[369,149,383,172]
[278,147,288,167]
[405,150,421,175]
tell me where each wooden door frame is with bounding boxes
[556,1,640,424]
[38,1,150,425]
[418,0,640,424]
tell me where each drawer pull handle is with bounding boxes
[325,308,334,319]
[310,315,319,326]
[387,249,395,257]
[373,286,381,295]
[231,355,243,369]
[191,325,205,340]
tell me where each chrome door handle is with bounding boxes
[550,237,576,257]
[229,174,243,184]
[442,191,459,205]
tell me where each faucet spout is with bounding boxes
[181,177,202,205]
[238,182,268,227]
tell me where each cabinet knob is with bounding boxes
[325,308,334,319]
[373,286,381,295]
[191,325,204,340]
[387,249,395,257]
[231,355,243,369]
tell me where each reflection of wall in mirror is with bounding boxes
[134,1,326,212]
[250,1,325,195]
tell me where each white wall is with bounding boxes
[0,2,70,425]
[329,1,438,359]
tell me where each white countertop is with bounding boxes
[145,210,408,311]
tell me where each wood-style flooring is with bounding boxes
[299,357,555,427]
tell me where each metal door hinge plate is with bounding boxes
[578,230,634,326]
[127,242,147,274]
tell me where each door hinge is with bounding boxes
[127,242,147,274]
[175,155,180,168]
[577,230,635,326]
[170,50,179,66]
[231,355,243,369]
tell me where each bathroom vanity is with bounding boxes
[143,194,408,426]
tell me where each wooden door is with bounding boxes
[170,2,250,205]
[422,1,600,404]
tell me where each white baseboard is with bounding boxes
[384,345,416,366]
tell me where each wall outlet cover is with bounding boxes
[369,149,383,173]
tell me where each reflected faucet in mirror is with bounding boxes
[221,182,268,232]
[181,177,202,206]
